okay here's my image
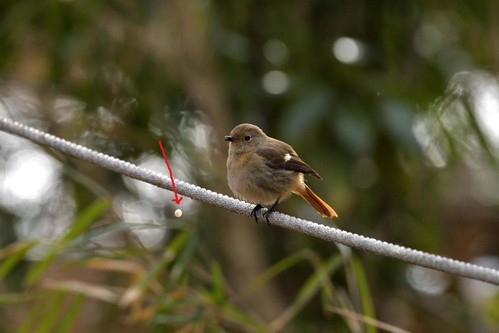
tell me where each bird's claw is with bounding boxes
[250,204,263,224]
[262,210,272,225]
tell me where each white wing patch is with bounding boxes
[284,153,292,162]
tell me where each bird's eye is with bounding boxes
[244,135,251,142]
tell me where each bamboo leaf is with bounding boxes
[62,198,110,243]
[242,249,310,297]
[352,256,377,333]
[270,254,343,331]
[38,292,66,333]
[0,241,36,279]
[55,293,85,333]
[120,231,188,307]
[24,198,109,286]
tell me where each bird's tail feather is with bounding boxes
[295,185,338,218]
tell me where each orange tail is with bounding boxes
[295,185,338,218]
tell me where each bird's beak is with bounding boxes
[224,135,233,142]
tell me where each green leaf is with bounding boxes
[15,291,49,333]
[351,256,377,333]
[121,231,189,306]
[210,261,225,305]
[38,292,66,333]
[55,293,85,333]
[24,198,110,286]
[243,249,310,297]
[62,198,110,243]
[270,254,343,331]
[168,227,199,286]
[0,241,36,280]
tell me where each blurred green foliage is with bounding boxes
[0,0,498,332]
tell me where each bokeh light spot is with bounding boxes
[263,39,289,64]
[0,150,60,205]
[262,70,289,95]
[333,37,364,64]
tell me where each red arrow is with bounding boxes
[158,140,183,205]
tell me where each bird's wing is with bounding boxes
[256,146,322,179]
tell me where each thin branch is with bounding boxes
[1,117,498,285]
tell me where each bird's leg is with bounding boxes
[250,204,264,224]
[263,198,280,225]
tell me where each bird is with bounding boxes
[225,123,337,224]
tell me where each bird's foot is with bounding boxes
[262,198,280,225]
[262,210,273,225]
[250,204,263,224]
[251,199,280,225]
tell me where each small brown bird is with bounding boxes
[225,123,338,223]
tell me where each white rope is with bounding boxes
[1,117,498,285]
